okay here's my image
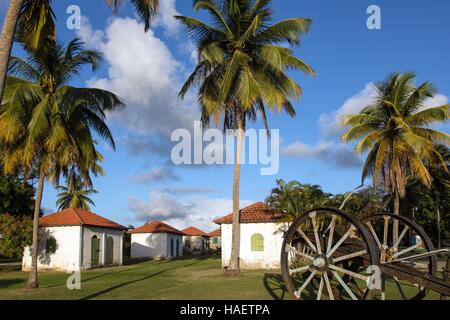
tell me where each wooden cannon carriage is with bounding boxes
[280,208,450,300]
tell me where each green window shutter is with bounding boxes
[251,234,264,251]
[213,237,218,244]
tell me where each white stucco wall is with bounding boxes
[131,233,183,259]
[220,223,285,269]
[22,226,82,272]
[183,235,207,254]
[82,226,124,269]
[209,236,221,251]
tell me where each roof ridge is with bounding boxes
[72,208,84,225]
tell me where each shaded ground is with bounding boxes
[0,256,442,300]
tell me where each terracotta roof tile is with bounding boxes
[39,208,126,230]
[207,228,221,237]
[182,226,208,237]
[214,202,285,224]
[130,221,185,235]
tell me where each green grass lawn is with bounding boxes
[0,256,441,300]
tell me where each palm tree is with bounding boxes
[0,38,123,288]
[56,173,98,211]
[266,179,303,220]
[0,0,159,103]
[342,73,449,240]
[177,0,314,274]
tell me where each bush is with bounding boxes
[0,213,33,258]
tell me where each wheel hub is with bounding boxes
[312,254,329,272]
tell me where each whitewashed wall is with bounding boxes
[82,226,124,269]
[220,223,285,269]
[131,233,183,259]
[22,226,81,272]
[183,235,207,254]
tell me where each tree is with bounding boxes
[0,0,159,104]
[56,172,98,211]
[177,0,314,275]
[342,73,450,240]
[0,173,35,217]
[0,213,33,258]
[266,180,331,220]
[0,38,123,288]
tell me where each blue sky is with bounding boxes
[1,0,449,231]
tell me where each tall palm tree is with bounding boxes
[342,73,449,240]
[0,38,123,288]
[56,173,98,211]
[177,0,314,274]
[0,0,159,103]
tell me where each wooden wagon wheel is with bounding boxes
[362,214,437,300]
[281,208,380,300]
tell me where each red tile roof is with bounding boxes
[182,226,208,237]
[39,208,126,230]
[214,202,285,224]
[207,229,221,237]
[129,221,185,235]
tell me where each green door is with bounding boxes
[91,236,100,267]
[106,237,114,265]
[170,238,174,257]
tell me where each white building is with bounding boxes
[207,229,221,252]
[130,221,184,259]
[182,227,209,255]
[214,202,286,270]
[22,208,126,272]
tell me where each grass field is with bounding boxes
[0,256,441,300]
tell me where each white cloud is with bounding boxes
[129,166,179,184]
[318,83,376,138]
[422,94,449,110]
[154,0,181,36]
[128,191,254,231]
[281,141,362,169]
[77,17,198,140]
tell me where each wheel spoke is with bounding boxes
[294,270,317,299]
[317,276,324,300]
[332,271,358,300]
[366,222,382,249]
[297,228,317,253]
[394,243,420,258]
[298,251,315,261]
[383,215,390,247]
[328,264,369,282]
[327,215,337,253]
[394,277,407,300]
[327,226,355,257]
[393,226,409,249]
[323,272,334,300]
[310,212,322,254]
[289,265,310,276]
[332,250,367,263]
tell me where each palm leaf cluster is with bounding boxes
[342,73,450,197]
[177,0,315,130]
[56,171,98,211]
[0,38,123,188]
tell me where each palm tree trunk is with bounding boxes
[27,170,45,289]
[0,0,23,103]
[437,208,441,249]
[393,190,400,243]
[227,111,244,275]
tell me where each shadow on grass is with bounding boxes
[79,259,206,300]
[0,278,25,288]
[263,273,290,300]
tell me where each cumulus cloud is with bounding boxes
[77,17,198,144]
[422,94,449,110]
[281,141,362,169]
[154,0,181,36]
[129,166,179,184]
[318,83,376,139]
[128,191,253,231]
